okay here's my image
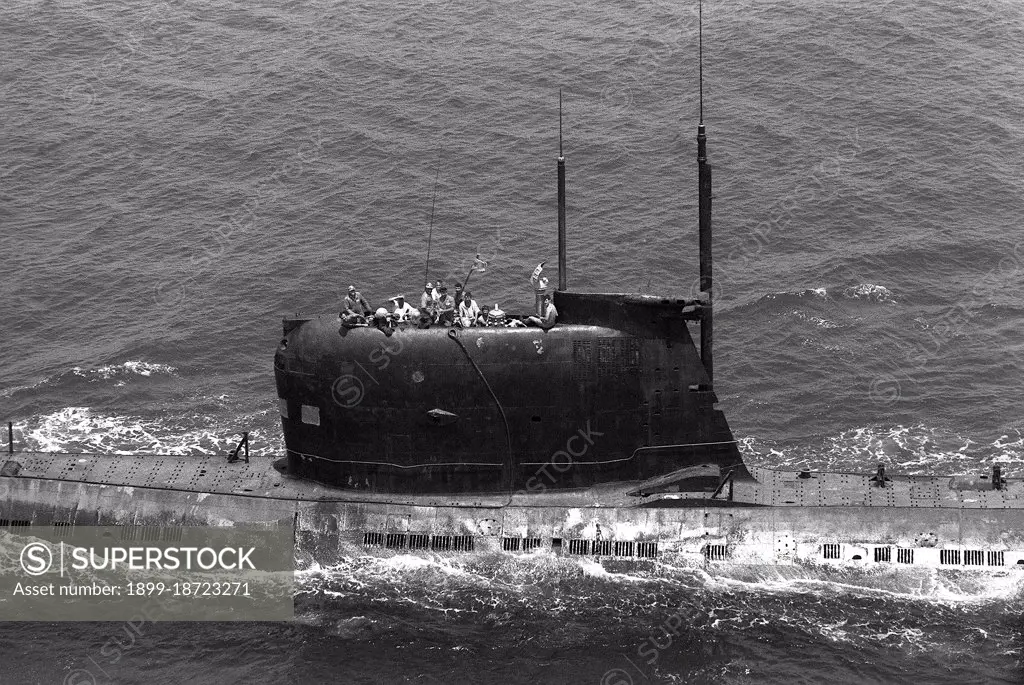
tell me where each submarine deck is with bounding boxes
[2,451,1023,510]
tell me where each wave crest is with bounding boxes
[70,360,177,380]
[12,407,281,456]
[843,283,896,303]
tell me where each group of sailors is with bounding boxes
[341,270,557,331]
[414,280,481,327]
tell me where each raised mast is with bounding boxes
[697,0,713,386]
[557,88,567,291]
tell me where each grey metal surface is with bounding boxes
[4,452,1022,510]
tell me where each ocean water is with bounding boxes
[2,0,1024,682]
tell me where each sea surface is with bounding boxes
[2,0,1024,682]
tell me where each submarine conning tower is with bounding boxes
[273,79,746,495]
[274,295,747,495]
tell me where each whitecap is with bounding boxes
[843,283,895,303]
[70,360,177,381]
[14,407,279,457]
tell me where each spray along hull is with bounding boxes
[3,454,1024,573]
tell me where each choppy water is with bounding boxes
[2,0,1023,682]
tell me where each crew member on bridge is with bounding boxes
[436,285,456,326]
[391,295,418,322]
[526,294,557,329]
[340,285,371,325]
[420,282,437,311]
[372,307,396,336]
[457,291,480,328]
[343,285,372,317]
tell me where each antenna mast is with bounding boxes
[699,0,704,124]
[559,88,564,157]
[422,149,443,289]
[557,89,567,291]
[697,0,713,386]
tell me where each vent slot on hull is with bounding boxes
[636,542,658,559]
[425,535,474,552]
[940,550,961,566]
[614,541,634,557]
[361,532,410,549]
[501,537,542,552]
[704,544,728,561]
[567,539,590,555]
[120,525,183,543]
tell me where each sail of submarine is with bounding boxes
[272,99,748,496]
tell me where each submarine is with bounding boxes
[3,47,1024,576]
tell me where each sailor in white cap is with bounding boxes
[372,307,397,335]
[391,294,418,322]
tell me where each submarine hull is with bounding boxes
[4,453,1024,572]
